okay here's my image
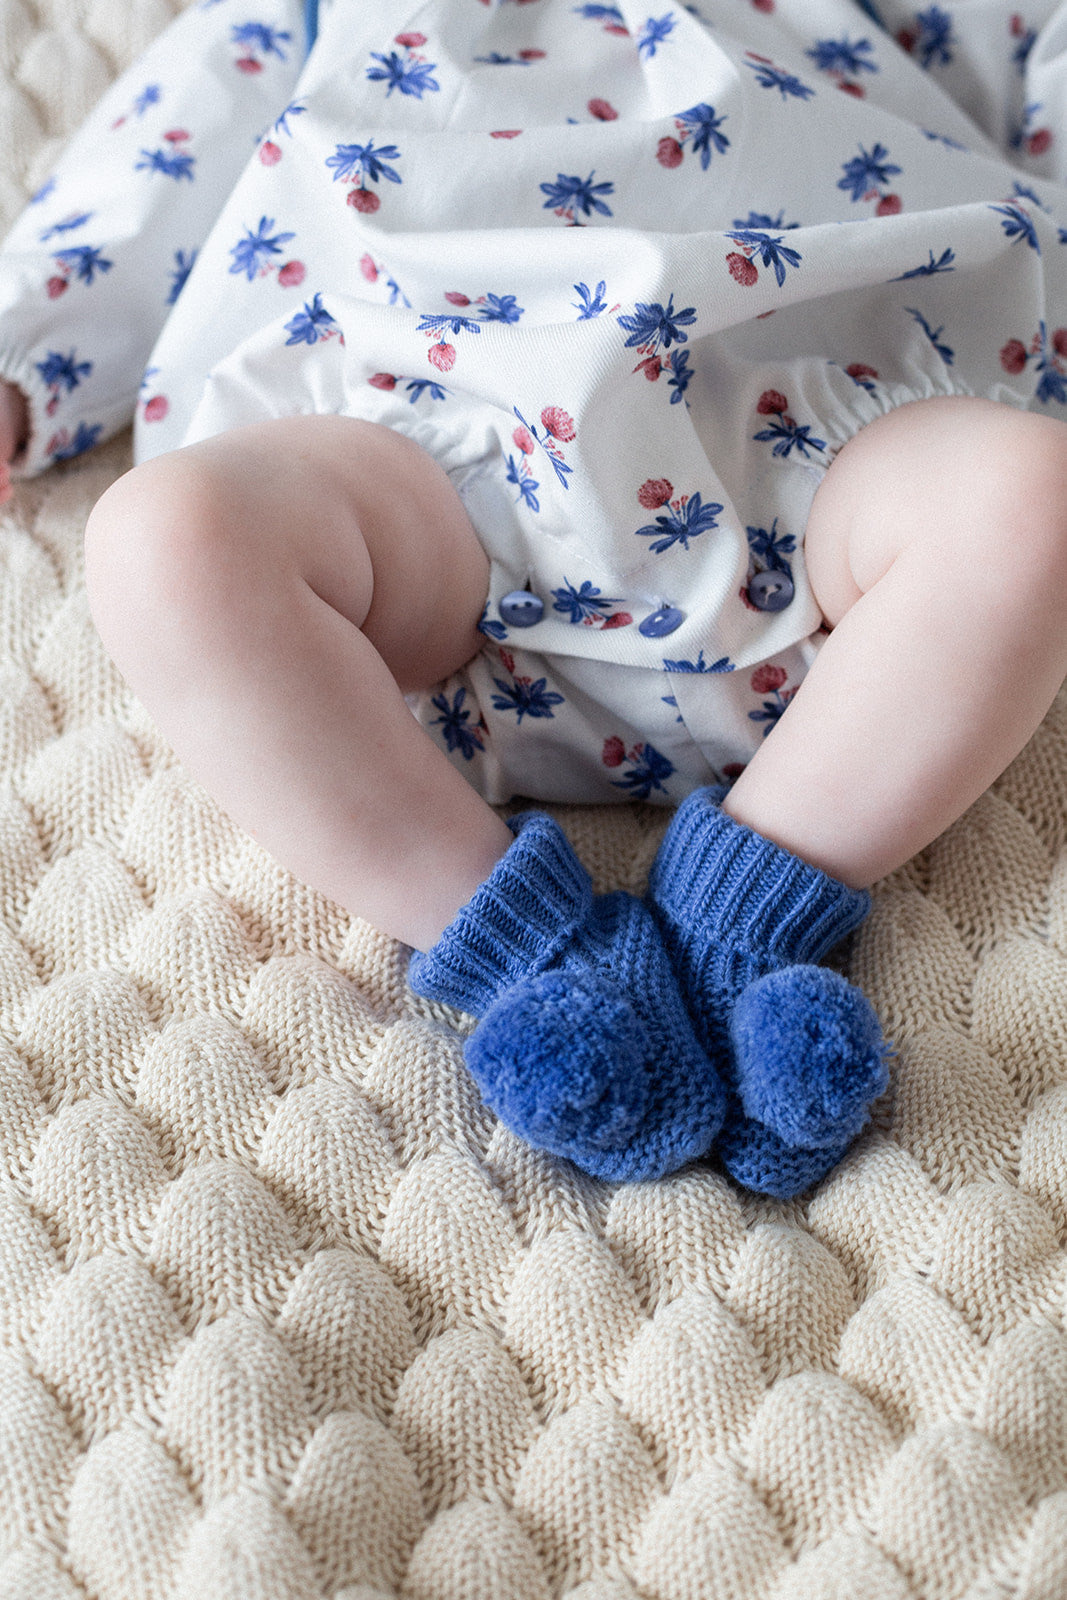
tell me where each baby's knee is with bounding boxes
[85,450,244,652]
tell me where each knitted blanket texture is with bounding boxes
[4,5,1067,1598]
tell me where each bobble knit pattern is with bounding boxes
[4,7,1067,1598]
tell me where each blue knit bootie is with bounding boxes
[407,811,728,1181]
[647,787,890,1194]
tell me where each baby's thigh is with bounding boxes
[89,414,492,693]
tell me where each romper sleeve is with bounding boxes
[0,0,308,477]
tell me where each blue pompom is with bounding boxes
[465,970,649,1160]
[729,965,889,1150]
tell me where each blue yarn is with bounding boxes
[730,966,890,1150]
[409,813,728,1181]
[303,0,319,57]
[647,786,889,1190]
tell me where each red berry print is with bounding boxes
[513,425,535,454]
[499,647,516,675]
[519,48,546,60]
[845,363,878,381]
[1011,13,1025,36]
[429,342,456,371]
[876,193,902,216]
[359,254,378,282]
[489,130,522,138]
[1053,328,1067,358]
[259,140,282,166]
[164,129,190,144]
[638,477,673,509]
[395,31,427,47]
[588,98,618,121]
[1000,338,1027,374]
[348,187,381,213]
[540,405,576,442]
[838,81,865,98]
[445,291,471,305]
[143,395,169,422]
[727,252,758,286]
[751,0,774,11]
[369,372,397,390]
[1027,129,1053,156]
[751,663,788,694]
[897,28,917,53]
[46,276,68,299]
[602,736,626,768]
[657,136,684,169]
[277,260,305,287]
[601,612,633,629]
[756,389,788,415]
[722,761,747,781]
[635,357,662,381]
[236,56,262,73]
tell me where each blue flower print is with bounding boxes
[231,22,291,62]
[748,663,797,736]
[573,280,609,319]
[665,348,693,405]
[477,605,508,642]
[430,687,485,759]
[326,141,403,213]
[47,420,102,462]
[743,53,815,101]
[229,217,296,280]
[135,146,195,180]
[540,171,615,224]
[572,3,626,27]
[899,7,955,71]
[662,651,734,673]
[513,408,575,491]
[167,247,197,305]
[838,143,902,204]
[109,84,161,129]
[618,294,697,354]
[552,579,630,627]
[892,247,955,279]
[491,672,565,723]
[478,293,524,324]
[404,377,450,402]
[273,102,307,138]
[506,453,541,512]
[733,209,801,233]
[30,177,56,205]
[752,391,827,459]
[367,33,440,99]
[991,202,1041,252]
[38,212,94,243]
[417,313,483,338]
[724,229,802,288]
[1011,183,1053,215]
[606,740,675,799]
[636,13,676,59]
[907,307,955,365]
[284,293,339,344]
[1006,323,1067,405]
[660,103,729,171]
[747,518,796,574]
[635,491,722,553]
[35,348,92,395]
[806,36,878,77]
[1012,18,1038,74]
[53,244,113,287]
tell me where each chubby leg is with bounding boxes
[724,395,1067,886]
[85,415,513,951]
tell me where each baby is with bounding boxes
[1,0,1066,1195]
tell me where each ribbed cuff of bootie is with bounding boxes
[407,811,593,1018]
[649,785,870,966]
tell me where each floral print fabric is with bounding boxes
[3,0,1067,802]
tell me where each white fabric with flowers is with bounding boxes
[2,0,1067,802]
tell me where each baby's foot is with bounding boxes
[646,786,889,1188]
[408,811,728,1181]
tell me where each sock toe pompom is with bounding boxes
[465,969,649,1159]
[730,965,890,1150]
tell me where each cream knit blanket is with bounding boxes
[3,5,1067,1597]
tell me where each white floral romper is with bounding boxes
[2,0,1067,803]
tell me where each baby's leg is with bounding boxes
[84,415,513,951]
[724,395,1067,886]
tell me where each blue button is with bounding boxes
[747,570,795,612]
[638,604,684,638]
[499,590,545,628]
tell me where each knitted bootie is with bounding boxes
[647,786,890,1180]
[408,811,728,1181]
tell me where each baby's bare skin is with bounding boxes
[4,391,1066,948]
